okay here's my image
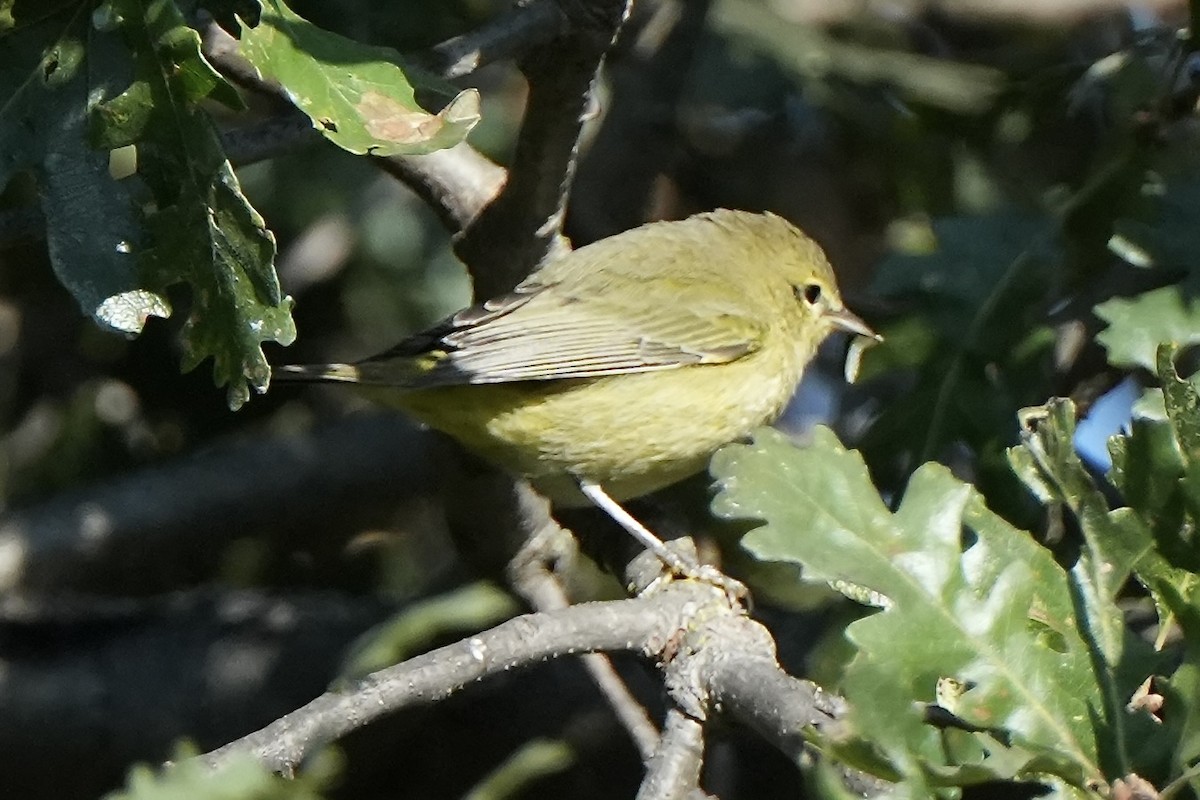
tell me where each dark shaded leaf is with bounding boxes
[0,1,161,334]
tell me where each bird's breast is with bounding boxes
[398,337,809,504]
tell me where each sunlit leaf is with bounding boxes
[1096,288,1200,372]
[238,0,479,157]
[711,427,1113,790]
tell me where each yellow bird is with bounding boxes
[276,210,876,575]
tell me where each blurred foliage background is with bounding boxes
[2,0,1199,797]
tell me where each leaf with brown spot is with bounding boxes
[238,0,478,156]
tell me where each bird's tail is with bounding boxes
[273,359,435,388]
[273,363,366,384]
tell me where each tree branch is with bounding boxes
[222,108,322,166]
[454,0,635,297]
[0,0,569,248]
[0,414,433,594]
[374,143,507,232]
[701,628,836,762]
[508,524,661,760]
[195,582,717,775]
[191,574,879,794]
[410,0,569,81]
[637,707,707,800]
[638,705,710,800]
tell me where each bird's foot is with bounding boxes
[577,480,747,604]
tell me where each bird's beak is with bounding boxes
[824,307,882,341]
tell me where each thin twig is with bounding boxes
[508,523,661,760]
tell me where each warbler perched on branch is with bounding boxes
[276,209,876,575]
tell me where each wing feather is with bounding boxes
[359,269,767,387]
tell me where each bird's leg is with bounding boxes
[577,480,746,601]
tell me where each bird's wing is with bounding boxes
[358,280,767,387]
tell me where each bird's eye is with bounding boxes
[797,283,823,305]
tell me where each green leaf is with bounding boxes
[0,1,162,333]
[1095,288,1200,372]
[238,0,479,156]
[1157,585,1200,797]
[1011,402,1148,607]
[1096,180,1200,371]
[1106,347,1200,645]
[1104,349,1200,601]
[105,743,332,800]
[1010,398,1198,783]
[711,427,1106,790]
[1159,344,1200,467]
[94,0,295,408]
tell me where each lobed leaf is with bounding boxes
[1012,393,1200,786]
[93,0,295,408]
[711,427,1110,790]
[1096,288,1200,372]
[1105,348,1200,618]
[1006,357,1200,790]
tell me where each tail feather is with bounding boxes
[273,363,364,384]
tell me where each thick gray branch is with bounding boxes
[191,571,884,795]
